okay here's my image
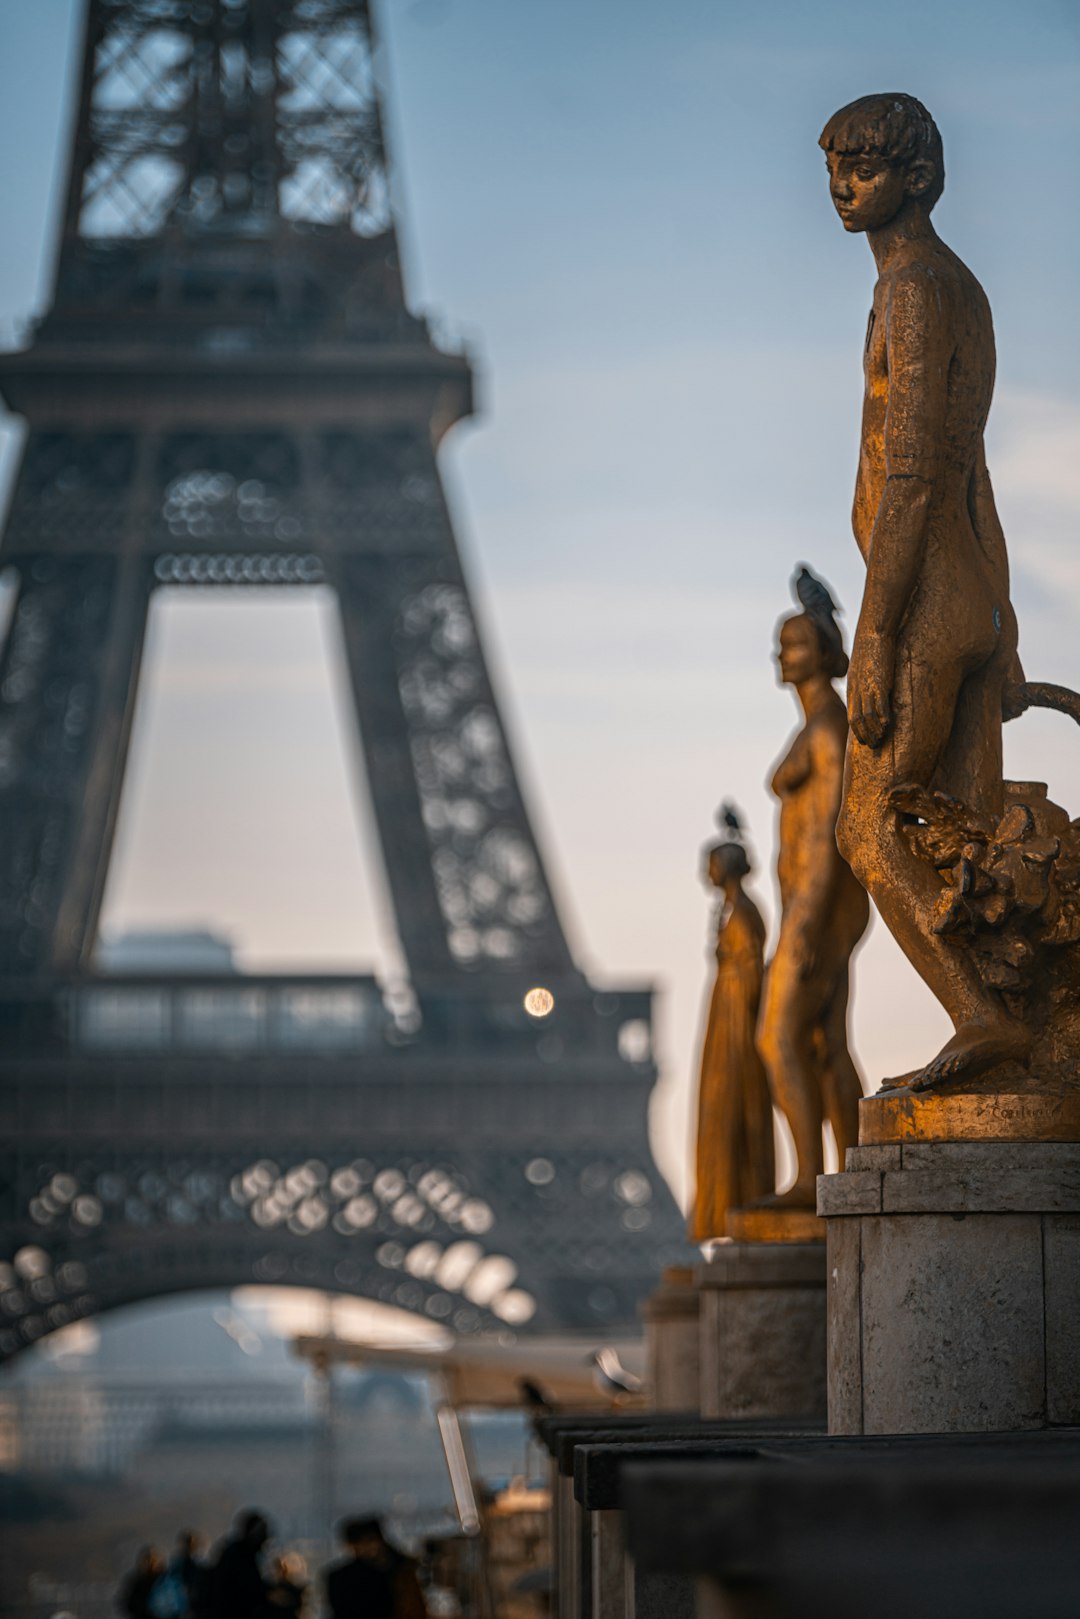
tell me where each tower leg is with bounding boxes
[0,554,151,973]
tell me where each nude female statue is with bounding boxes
[755,570,869,1207]
[689,808,775,1241]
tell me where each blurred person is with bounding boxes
[174,1531,210,1617]
[206,1510,277,1619]
[268,1552,308,1616]
[117,1547,164,1619]
[325,1518,395,1619]
[148,1530,209,1618]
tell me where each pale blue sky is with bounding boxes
[0,1,1078,1199]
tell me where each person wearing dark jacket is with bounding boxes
[324,1519,395,1619]
[206,1510,277,1619]
[173,1530,209,1617]
[117,1547,164,1619]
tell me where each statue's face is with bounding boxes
[777,615,820,686]
[706,850,725,889]
[825,149,909,233]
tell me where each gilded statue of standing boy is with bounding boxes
[755,570,869,1207]
[820,94,1030,1090]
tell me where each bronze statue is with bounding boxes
[689,806,775,1241]
[821,93,1080,1095]
[755,571,869,1206]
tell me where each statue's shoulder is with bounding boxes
[809,704,848,761]
[885,245,983,308]
[881,256,945,307]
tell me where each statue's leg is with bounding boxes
[756,946,823,1205]
[819,973,863,1162]
[838,640,1029,1089]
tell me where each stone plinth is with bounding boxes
[697,1242,827,1420]
[819,1140,1080,1434]
[642,1265,700,1411]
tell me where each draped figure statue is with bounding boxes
[689,808,776,1242]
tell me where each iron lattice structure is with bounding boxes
[0,0,688,1359]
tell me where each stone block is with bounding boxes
[1045,1215,1080,1425]
[591,1510,626,1619]
[643,1270,700,1412]
[700,1267,826,1422]
[633,1572,695,1619]
[900,1141,1080,1175]
[882,1165,1080,1215]
[817,1170,882,1216]
[697,1241,824,1290]
[845,1144,902,1171]
[826,1218,862,1434]
[859,1213,1046,1433]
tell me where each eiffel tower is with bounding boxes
[0,0,687,1360]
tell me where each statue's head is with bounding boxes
[777,566,848,686]
[705,802,752,890]
[819,93,943,233]
[705,839,751,891]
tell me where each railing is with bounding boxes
[0,974,655,1065]
[73,976,388,1055]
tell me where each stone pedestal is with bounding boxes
[642,1266,700,1411]
[697,1242,827,1420]
[819,1138,1080,1434]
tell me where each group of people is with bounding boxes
[118,1512,427,1619]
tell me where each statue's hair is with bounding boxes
[791,565,848,681]
[819,93,944,211]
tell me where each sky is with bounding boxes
[0,0,1078,1207]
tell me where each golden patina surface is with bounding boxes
[754,571,869,1209]
[822,93,1080,1101]
[725,1206,826,1244]
[689,809,775,1242]
[860,1088,1080,1144]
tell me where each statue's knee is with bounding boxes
[755,1027,778,1072]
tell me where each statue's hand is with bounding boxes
[848,629,894,747]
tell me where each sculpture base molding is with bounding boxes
[860,1086,1080,1144]
[642,1265,701,1412]
[725,1205,825,1242]
[819,1141,1080,1434]
[697,1242,826,1421]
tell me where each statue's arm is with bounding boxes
[849,268,948,747]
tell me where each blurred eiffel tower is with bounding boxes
[0,0,687,1359]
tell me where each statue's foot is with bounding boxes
[877,1070,918,1095]
[902,1018,1032,1094]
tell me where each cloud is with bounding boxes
[988,387,1080,609]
